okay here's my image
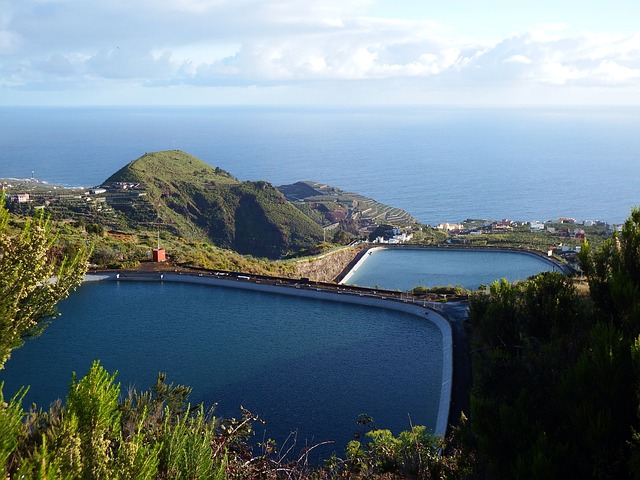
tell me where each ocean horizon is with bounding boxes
[2,105,638,225]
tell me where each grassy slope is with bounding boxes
[105,151,323,258]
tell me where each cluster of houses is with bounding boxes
[437,219,523,235]
[437,219,520,234]
[436,217,622,251]
[4,189,108,207]
[2,181,148,208]
[528,217,618,237]
[100,182,145,191]
[371,227,414,244]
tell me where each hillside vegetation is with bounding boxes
[461,208,640,478]
[278,181,416,236]
[105,151,324,258]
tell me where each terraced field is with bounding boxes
[278,181,417,231]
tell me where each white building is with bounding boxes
[529,220,545,231]
[437,222,464,231]
[10,193,30,203]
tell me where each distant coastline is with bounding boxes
[3,107,638,225]
[1,175,625,228]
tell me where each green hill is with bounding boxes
[104,150,323,258]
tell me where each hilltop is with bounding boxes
[103,150,324,258]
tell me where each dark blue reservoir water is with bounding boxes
[0,281,443,459]
[344,248,555,291]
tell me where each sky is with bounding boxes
[2,0,640,106]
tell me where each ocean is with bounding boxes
[1,106,639,225]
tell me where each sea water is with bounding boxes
[1,106,638,225]
[0,281,443,460]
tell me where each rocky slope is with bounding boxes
[293,246,364,282]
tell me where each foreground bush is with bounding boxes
[462,208,640,478]
[0,361,468,479]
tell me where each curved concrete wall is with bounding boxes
[84,271,453,437]
[338,246,384,285]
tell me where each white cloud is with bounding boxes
[504,55,533,64]
[538,62,585,85]
[592,60,640,85]
[163,43,241,66]
[86,48,178,80]
[0,29,21,54]
[35,54,75,76]
[2,1,640,104]
[0,0,21,54]
[527,23,570,43]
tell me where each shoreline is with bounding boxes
[84,270,453,438]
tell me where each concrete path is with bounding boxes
[441,302,471,431]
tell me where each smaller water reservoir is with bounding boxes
[343,247,556,291]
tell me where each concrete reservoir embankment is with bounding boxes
[85,270,453,438]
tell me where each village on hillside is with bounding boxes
[2,177,621,260]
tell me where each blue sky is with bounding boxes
[2,0,640,106]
